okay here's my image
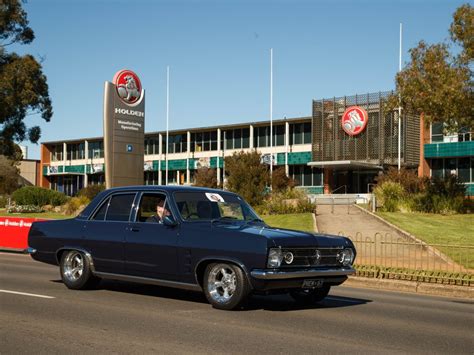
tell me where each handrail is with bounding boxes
[332,185,347,194]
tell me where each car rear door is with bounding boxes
[83,192,137,274]
[124,192,179,280]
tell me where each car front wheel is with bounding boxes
[203,263,249,310]
[290,285,331,304]
[60,250,99,290]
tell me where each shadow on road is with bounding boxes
[245,294,371,311]
[51,278,372,311]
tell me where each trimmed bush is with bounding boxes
[374,181,405,212]
[63,196,90,216]
[257,188,316,215]
[77,184,105,200]
[12,186,68,207]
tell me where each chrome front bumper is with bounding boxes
[250,267,356,280]
[25,247,37,254]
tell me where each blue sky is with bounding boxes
[14,0,465,159]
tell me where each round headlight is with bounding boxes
[267,248,283,268]
[337,249,354,266]
[283,252,294,264]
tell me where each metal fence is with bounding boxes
[346,232,473,286]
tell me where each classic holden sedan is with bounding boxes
[28,186,356,310]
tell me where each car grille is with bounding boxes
[280,247,343,268]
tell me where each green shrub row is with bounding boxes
[256,188,316,215]
[374,174,467,214]
[12,186,68,207]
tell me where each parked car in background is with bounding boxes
[28,186,356,310]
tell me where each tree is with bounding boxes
[272,166,295,192]
[388,3,473,132]
[224,151,269,207]
[1,0,52,158]
[0,155,20,194]
[193,167,218,189]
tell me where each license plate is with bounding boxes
[302,279,323,288]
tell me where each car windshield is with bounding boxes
[174,191,261,222]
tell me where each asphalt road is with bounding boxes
[1,253,473,354]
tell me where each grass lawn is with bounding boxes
[0,209,69,219]
[378,212,474,268]
[262,213,314,233]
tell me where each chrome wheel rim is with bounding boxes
[63,251,84,282]
[207,265,237,303]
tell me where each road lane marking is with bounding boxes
[0,289,55,299]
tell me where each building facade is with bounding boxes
[39,91,474,196]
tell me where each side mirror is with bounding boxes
[163,215,178,227]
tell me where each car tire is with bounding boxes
[60,250,100,290]
[290,285,331,304]
[203,263,250,310]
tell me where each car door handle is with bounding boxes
[130,227,140,232]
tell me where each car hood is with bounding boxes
[216,222,353,248]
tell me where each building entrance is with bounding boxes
[333,170,378,193]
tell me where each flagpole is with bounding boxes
[166,66,170,184]
[270,48,273,189]
[398,23,402,171]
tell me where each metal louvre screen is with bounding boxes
[312,91,420,167]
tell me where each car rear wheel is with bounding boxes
[203,263,249,310]
[60,250,99,290]
[290,285,331,304]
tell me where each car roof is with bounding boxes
[106,185,234,194]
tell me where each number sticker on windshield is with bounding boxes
[205,193,225,202]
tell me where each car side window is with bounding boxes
[105,194,136,222]
[91,197,110,221]
[136,193,170,223]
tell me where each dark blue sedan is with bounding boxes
[28,186,356,310]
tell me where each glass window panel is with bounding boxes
[92,197,109,221]
[458,158,470,183]
[303,122,312,144]
[431,122,444,142]
[225,130,233,149]
[203,131,210,151]
[431,159,443,179]
[303,166,312,186]
[444,158,457,178]
[105,194,136,222]
[242,128,250,148]
[258,126,268,147]
[234,129,242,149]
[275,125,284,146]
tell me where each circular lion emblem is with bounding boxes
[341,106,368,136]
[113,69,142,104]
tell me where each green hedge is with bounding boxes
[12,186,68,207]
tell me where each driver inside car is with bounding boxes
[146,198,170,223]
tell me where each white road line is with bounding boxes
[0,289,55,299]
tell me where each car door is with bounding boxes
[83,192,136,274]
[124,192,179,280]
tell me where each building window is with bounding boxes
[145,137,159,155]
[66,143,85,161]
[223,128,250,150]
[253,125,285,148]
[88,141,104,159]
[51,145,63,162]
[289,165,322,186]
[430,157,473,183]
[191,131,216,152]
[290,122,311,145]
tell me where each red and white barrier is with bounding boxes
[0,217,47,251]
